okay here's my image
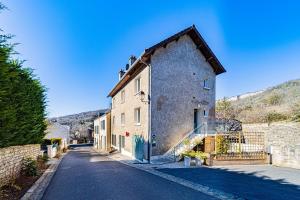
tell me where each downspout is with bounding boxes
[141,59,151,163]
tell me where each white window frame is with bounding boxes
[111,134,116,147]
[112,97,116,108]
[101,120,105,130]
[121,113,125,126]
[203,79,210,90]
[134,107,141,125]
[121,90,125,103]
[135,77,141,94]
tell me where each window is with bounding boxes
[112,134,116,146]
[121,113,125,126]
[134,108,141,125]
[112,97,116,108]
[203,79,210,90]
[135,77,141,94]
[121,90,125,103]
[121,136,125,148]
[101,120,105,130]
[94,125,99,134]
[112,116,115,127]
[204,109,208,117]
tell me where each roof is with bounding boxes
[108,25,226,97]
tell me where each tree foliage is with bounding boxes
[0,5,47,147]
[216,97,236,119]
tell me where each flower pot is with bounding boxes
[195,157,205,166]
[184,156,191,167]
[195,157,202,166]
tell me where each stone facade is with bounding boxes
[242,122,300,169]
[0,144,41,187]
[151,35,216,155]
[110,66,150,158]
[110,35,218,158]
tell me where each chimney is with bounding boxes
[119,69,125,80]
[125,64,130,71]
[129,55,137,66]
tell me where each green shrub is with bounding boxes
[264,94,282,105]
[38,154,49,163]
[265,112,287,124]
[216,135,229,154]
[183,138,190,146]
[0,6,47,148]
[22,158,37,176]
[195,151,208,160]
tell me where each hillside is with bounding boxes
[218,79,300,123]
[48,109,108,140]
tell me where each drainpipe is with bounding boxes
[141,59,151,163]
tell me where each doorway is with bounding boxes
[119,135,125,152]
[194,109,200,134]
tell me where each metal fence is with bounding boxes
[214,131,266,160]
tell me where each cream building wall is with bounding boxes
[110,66,150,158]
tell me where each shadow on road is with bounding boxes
[158,166,300,200]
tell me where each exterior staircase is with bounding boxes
[151,125,207,163]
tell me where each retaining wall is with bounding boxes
[0,144,41,187]
[242,122,300,169]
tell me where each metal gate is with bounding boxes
[132,135,144,161]
[215,131,266,160]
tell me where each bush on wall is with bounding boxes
[0,4,47,148]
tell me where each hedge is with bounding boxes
[0,4,47,147]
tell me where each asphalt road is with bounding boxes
[42,147,216,200]
[159,166,300,200]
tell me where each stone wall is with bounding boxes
[0,144,41,187]
[242,122,300,169]
[151,35,216,155]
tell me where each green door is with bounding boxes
[132,135,144,161]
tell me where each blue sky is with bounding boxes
[1,0,300,117]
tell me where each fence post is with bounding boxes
[238,131,242,158]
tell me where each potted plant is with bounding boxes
[181,150,195,167]
[195,151,208,166]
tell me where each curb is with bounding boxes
[108,155,243,200]
[21,153,66,200]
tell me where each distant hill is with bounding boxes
[219,79,300,123]
[48,109,108,140]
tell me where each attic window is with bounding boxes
[135,77,141,94]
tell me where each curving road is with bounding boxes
[42,147,216,200]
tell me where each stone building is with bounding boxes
[108,25,226,161]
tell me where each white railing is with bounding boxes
[163,124,207,161]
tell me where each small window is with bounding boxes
[112,116,115,127]
[121,113,125,126]
[112,97,116,108]
[112,134,116,146]
[135,77,141,94]
[134,108,141,125]
[121,90,125,103]
[204,109,208,117]
[101,120,105,130]
[203,79,210,90]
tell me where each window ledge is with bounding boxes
[134,91,142,96]
[203,87,211,90]
[135,123,141,126]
